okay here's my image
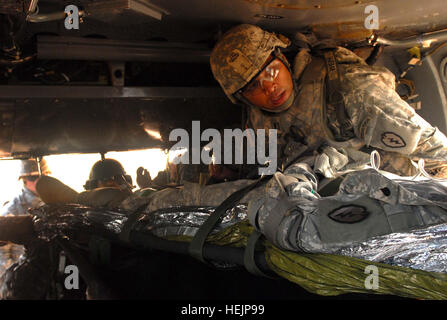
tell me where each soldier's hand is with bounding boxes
[136,167,152,189]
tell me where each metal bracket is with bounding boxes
[108,62,125,87]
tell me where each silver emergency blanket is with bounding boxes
[134,205,248,238]
[31,204,249,270]
[32,201,447,275]
[335,222,447,274]
[249,164,447,274]
[32,205,129,242]
[28,169,447,275]
[31,203,247,242]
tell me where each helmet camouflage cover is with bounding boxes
[210,24,290,103]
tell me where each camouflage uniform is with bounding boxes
[248,46,447,177]
[0,159,48,292]
[248,162,447,253]
[113,25,447,256]
[0,187,44,216]
[1,158,50,216]
[210,24,447,178]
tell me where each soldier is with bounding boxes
[77,158,134,208]
[0,158,51,298]
[209,24,447,178]
[137,162,210,189]
[0,159,134,299]
[83,158,133,192]
[136,162,180,189]
[35,158,134,209]
[0,158,50,216]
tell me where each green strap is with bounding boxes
[188,177,268,264]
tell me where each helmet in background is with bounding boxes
[19,158,50,178]
[84,158,132,190]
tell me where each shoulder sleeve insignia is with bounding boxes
[328,205,369,224]
[381,132,406,148]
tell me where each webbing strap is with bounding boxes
[119,210,142,243]
[188,177,268,264]
[263,193,297,246]
[323,50,354,137]
[243,230,277,278]
[119,203,152,243]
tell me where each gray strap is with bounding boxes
[119,203,149,243]
[189,177,268,264]
[243,230,276,279]
[263,193,296,246]
[247,197,266,231]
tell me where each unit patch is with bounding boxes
[381,132,406,148]
[328,205,370,224]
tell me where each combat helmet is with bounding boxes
[84,158,133,190]
[19,158,50,178]
[210,24,290,104]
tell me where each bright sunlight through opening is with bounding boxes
[0,148,172,207]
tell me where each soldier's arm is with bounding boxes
[36,175,131,209]
[336,49,447,177]
[77,188,130,209]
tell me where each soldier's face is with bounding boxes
[98,179,121,189]
[240,56,294,110]
[23,175,40,194]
